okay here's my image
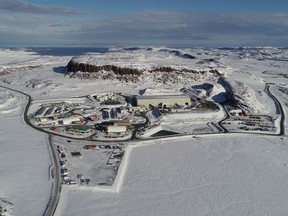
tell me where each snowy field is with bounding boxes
[55,136,288,216]
[0,88,27,117]
[0,89,51,216]
[0,47,288,215]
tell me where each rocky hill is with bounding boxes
[67,61,143,75]
[65,48,222,84]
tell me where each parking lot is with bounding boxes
[221,114,278,134]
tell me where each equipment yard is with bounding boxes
[51,136,126,187]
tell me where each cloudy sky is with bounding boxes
[0,0,287,47]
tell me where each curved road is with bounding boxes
[43,135,61,216]
[264,84,286,136]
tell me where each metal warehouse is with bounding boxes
[136,95,191,107]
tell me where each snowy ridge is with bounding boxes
[218,77,265,114]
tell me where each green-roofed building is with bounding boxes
[66,125,92,133]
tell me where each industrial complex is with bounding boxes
[28,88,279,141]
[26,87,280,189]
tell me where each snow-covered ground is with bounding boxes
[55,136,288,216]
[0,47,288,216]
[0,88,51,216]
[0,88,26,117]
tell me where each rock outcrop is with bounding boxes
[67,60,143,75]
[65,48,222,85]
[67,59,221,77]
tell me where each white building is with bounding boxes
[136,94,191,107]
[59,116,82,125]
[107,125,127,134]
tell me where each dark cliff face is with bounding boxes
[67,59,143,75]
[67,59,221,76]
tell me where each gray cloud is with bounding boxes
[0,10,288,47]
[70,11,288,46]
[0,0,83,15]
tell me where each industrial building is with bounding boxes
[112,119,130,126]
[45,107,54,116]
[102,108,121,119]
[66,125,92,134]
[35,106,46,116]
[107,125,127,135]
[57,115,86,125]
[136,95,191,107]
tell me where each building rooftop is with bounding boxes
[68,125,91,132]
[136,94,189,100]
